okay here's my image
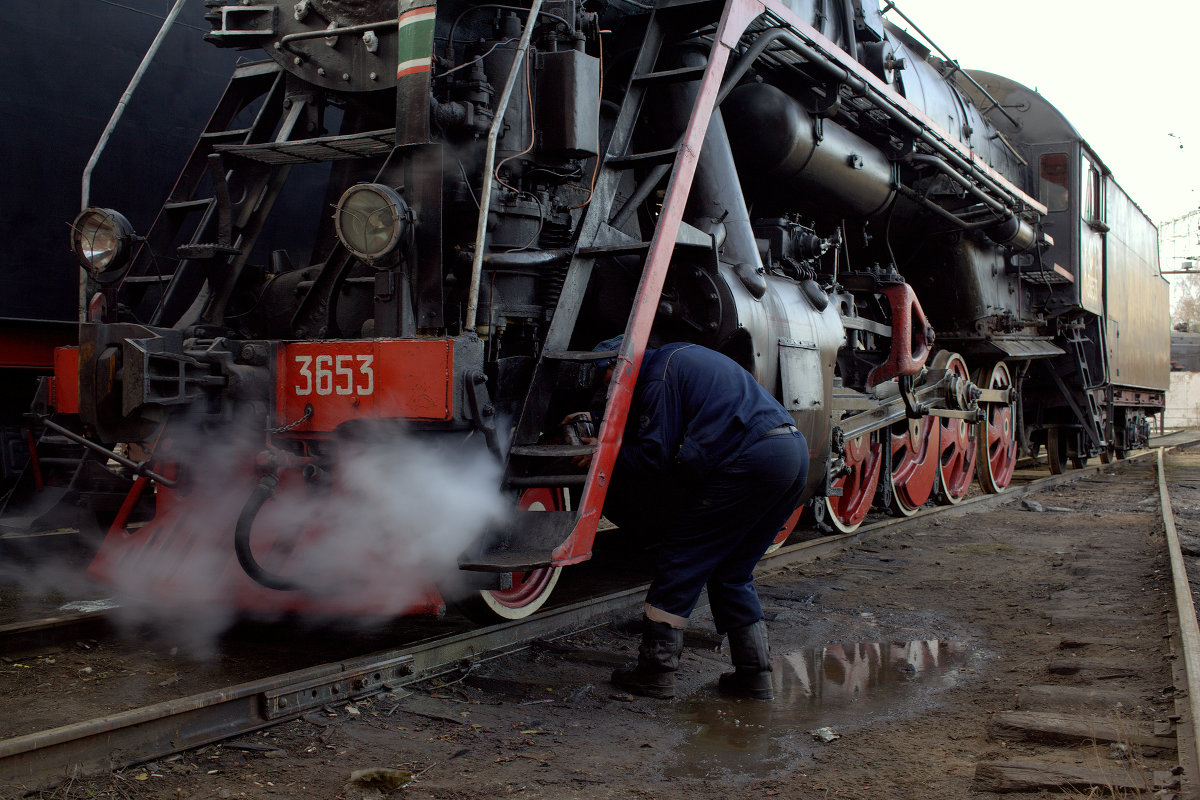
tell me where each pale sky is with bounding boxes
[889,1,1200,232]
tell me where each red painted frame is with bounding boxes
[867,283,935,388]
[52,347,80,413]
[0,320,76,369]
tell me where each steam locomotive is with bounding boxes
[2,0,1168,621]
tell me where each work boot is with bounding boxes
[718,620,773,700]
[611,617,685,699]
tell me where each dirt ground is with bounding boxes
[7,452,1186,800]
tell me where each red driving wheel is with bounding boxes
[933,352,977,505]
[975,361,1017,492]
[825,431,883,532]
[888,412,940,517]
[764,503,806,554]
[454,488,564,622]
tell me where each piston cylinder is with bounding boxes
[723,82,896,218]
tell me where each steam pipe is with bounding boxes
[667,48,769,297]
[908,155,1036,249]
[894,184,995,229]
[840,0,857,65]
[234,471,302,592]
[480,248,572,269]
[716,28,788,106]
[278,17,398,55]
[908,153,1006,214]
[465,0,544,333]
[771,29,1028,216]
[611,164,671,231]
[892,183,1036,250]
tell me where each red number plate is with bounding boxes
[275,340,454,432]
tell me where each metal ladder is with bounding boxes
[117,61,289,326]
[462,0,744,572]
[120,58,401,330]
[1050,321,1107,454]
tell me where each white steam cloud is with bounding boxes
[266,432,512,602]
[99,422,512,655]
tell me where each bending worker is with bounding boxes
[593,338,809,700]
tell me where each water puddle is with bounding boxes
[668,639,976,780]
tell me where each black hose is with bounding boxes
[234,472,301,592]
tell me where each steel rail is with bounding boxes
[0,442,1189,791]
[763,447,1165,571]
[1156,447,1200,792]
[0,611,112,661]
[0,588,644,791]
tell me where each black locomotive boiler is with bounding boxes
[2,0,1169,620]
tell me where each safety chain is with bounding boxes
[268,403,313,434]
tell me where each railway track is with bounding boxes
[2,438,1200,796]
[961,446,1197,797]
[1161,446,1200,797]
[0,611,111,664]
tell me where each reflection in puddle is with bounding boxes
[668,640,974,780]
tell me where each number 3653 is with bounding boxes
[293,354,374,396]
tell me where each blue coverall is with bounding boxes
[605,343,809,633]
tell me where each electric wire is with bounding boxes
[883,198,899,272]
[435,37,518,79]
[444,4,569,60]
[487,41,545,253]
[457,159,481,210]
[224,270,287,321]
[93,0,208,32]
[493,50,536,194]
[138,247,169,325]
[505,192,545,253]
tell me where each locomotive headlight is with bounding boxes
[70,207,134,282]
[334,183,410,263]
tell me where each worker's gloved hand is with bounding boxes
[560,411,595,444]
[561,412,596,467]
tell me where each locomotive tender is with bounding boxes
[4,0,1168,619]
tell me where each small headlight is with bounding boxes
[70,207,134,281]
[334,183,410,262]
